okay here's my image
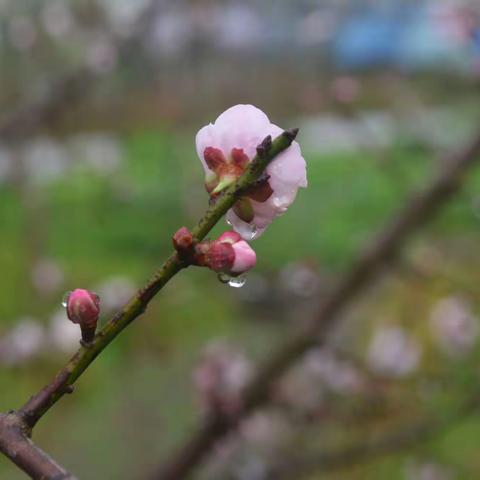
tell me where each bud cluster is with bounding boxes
[173,228,256,276]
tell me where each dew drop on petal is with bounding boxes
[226,218,233,227]
[235,222,258,241]
[61,291,72,308]
[228,275,246,288]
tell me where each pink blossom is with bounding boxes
[196,105,307,239]
[198,230,256,275]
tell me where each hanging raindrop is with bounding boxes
[217,273,247,288]
[61,291,72,308]
[217,272,231,284]
[228,274,246,288]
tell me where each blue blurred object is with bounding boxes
[397,5,470,71]
[333,10,405,69]
[332,3,476,72]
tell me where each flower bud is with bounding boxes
[196,231,256,276]
[173,227,195,257]
[66,289,100,344]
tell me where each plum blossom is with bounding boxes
[196,105,307,239]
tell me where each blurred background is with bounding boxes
[1,0,480,479]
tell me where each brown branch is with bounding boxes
[152,133,480,480]
[0,413,75,479]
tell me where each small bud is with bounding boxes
[194,231,256,276]
[173,227,194,257]
[66,289,100,344]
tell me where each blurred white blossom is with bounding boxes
[31,258,64,296]
[0,145,13,184]
[279,347,364,414]
[22,137,69,185]
[216,5,263,51]
[99,0,150,37]
[279,262,320,298]
[367,326,421,377]
[405,460,454,480]
[41,1,74,38]
[429,296,479,357]
[49,309,80,353]
[8,16,37,51]
[0,318,47,366]
[95,276,135,312]
[304,348,365,394]
[69,134,123,175]
[193,341,252,415]
[86,35,118,74]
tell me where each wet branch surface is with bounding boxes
[151,133,480,480]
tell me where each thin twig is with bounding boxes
[0,130,297,479]
[152,132,480,480]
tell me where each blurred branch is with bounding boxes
[275,392,480,480]
[0,130,297,478]
[152,132,480,480]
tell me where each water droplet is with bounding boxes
[235,222,258,241]
[217,273,247,288]
[226,218,232,227]
[217,272,231,284]
[61,291,72,308]
[228,275,246,288]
